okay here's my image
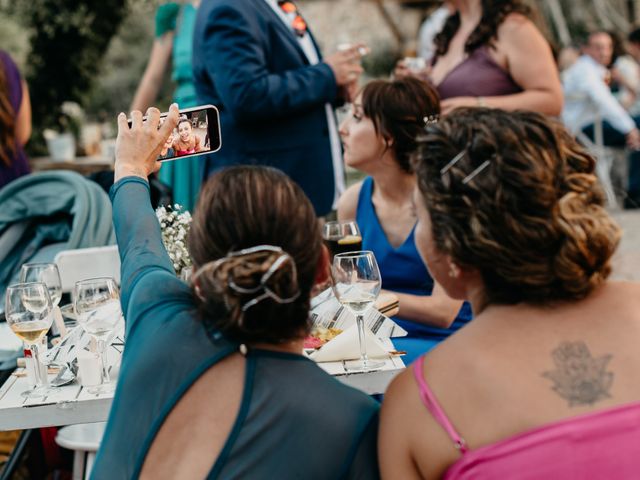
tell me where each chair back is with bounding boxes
[54,245,120,293]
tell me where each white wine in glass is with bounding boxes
[74,277,122,394]
[331,250,384,372]
[5,282,54,398]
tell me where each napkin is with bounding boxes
[310,324,389,362]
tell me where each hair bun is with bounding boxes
[195,245,301,326]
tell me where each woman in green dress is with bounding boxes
[131,1,201,212]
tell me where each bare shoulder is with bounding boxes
[497,13,543,42]
[336,181,363,221]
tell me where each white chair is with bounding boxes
[564,93,622,208]
[55,422,105,480]
[54,245,121,294]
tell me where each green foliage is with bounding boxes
[21,0,128,154]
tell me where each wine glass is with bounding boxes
[322,221,363,260]
[331,250,384,372]
[5,282,54,398]
[74,277,122,394]
[20,263,62,309]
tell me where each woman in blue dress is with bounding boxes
[91,105,379,479]
[131,1,201,211]
[337,77,472,364]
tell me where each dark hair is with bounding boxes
[413,108,621,306]
[360,77,440,173]
[188,166,322,344]
[628,27,640,45]
[608,30,626,66]
[434,0,531,57]
[0,57,17,168]
[177,117,191,128]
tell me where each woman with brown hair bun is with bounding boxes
[91,105,379,479]
[380,108,640,479]
[338,77,470,365]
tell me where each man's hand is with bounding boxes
[626,127,640,150]
[114,104,180,182]
[325,44,366,86]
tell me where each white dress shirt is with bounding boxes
[264,0,345,206]
[417,6,451,62]
[562,54,636,135]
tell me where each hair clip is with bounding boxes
[462,160,491,184]
[440,149,467,176]
[423,114,439,126]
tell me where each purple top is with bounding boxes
[0,50,30,190]
[435,47,522,100]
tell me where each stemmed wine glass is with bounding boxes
[5,282,54,398]
[322,221,363,260]
[74,277,122,394]
[20,263,62,309]
[331,250,384,372]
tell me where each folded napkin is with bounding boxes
[310,324,389,362]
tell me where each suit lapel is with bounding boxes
[254,0,311,65]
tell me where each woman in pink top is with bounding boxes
[379,108,640,479]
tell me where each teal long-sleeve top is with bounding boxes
[91,177,380,479]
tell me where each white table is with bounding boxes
[0,343,404,431]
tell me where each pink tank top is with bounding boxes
[413,355,640,479]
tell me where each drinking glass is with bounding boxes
[20,263,62,308]
[323,221,363,260]
[331,251,384,372]
[74,277,122,394]
[5,282,54,398]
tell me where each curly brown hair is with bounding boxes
[189,166,322,344]
[434,0,531,57]
[360,77,440,173]
[412,108,621,305]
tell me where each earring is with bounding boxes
[448,263,460,278]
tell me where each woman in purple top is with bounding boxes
[398,0,562,116]
[0,50,31,189]
[380,108,640,479]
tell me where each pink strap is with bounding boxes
[413,355,468,454]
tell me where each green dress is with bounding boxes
[156,2,201,212]
[90,177,381,479]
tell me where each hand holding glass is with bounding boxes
[331,251,384,371]
[5,282,54,398]
[74,277,122,394]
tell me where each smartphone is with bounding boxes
[129,105,221,162]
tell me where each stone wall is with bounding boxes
[298,0,424,55]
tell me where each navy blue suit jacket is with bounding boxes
[193,0,341,216]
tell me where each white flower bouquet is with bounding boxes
[155,204,193,278]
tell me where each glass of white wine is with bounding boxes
[331,250,384,372]
[74,277,122,394]
[5,282,54,398]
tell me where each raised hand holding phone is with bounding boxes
[115,104,180,182]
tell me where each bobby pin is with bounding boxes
[462,160,491,185]
[440,149,467,176]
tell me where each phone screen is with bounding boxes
[129,105,221,162]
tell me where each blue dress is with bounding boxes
[356,177,473,364]
[91,177,380,479]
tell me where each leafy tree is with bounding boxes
[19,0,128,153]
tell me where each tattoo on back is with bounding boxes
[542,341,614,407]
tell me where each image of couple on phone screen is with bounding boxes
[158,110,211,160]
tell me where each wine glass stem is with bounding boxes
[29,343,48,388]
[97,339,110,385]
[356,315,369,366]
